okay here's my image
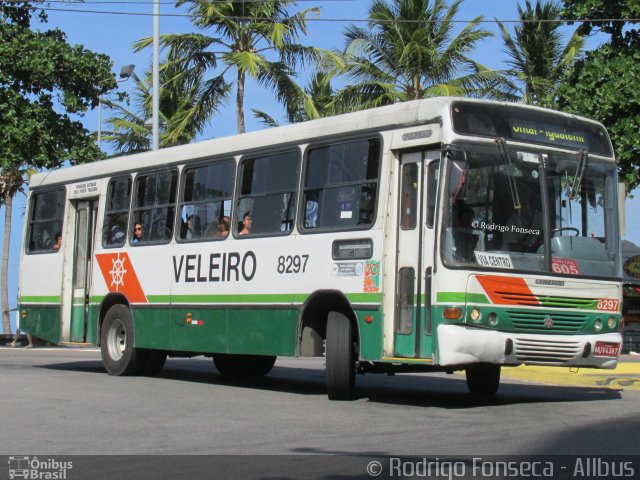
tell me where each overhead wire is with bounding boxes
[0,0,638,23]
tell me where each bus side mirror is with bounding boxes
[449,160,467,203]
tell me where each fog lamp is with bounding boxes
[594,319,603,331]
[607,317,616,329]
[470,308,481,322]
[488,313,498,326]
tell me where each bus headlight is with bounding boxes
[470,308,481,322]
[594,319,603,331]
[488,313,498,326]
[607,317,616,329]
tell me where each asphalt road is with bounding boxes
[2,347,639,478]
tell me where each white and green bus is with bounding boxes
[18,98,623,399]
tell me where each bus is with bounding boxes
[18,98,623,399]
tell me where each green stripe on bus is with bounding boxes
[436,292,466,303]
[147,292,382,305]
[466,293,491,304]
[20,296,61,303]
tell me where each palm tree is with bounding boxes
[252,69,338,126]
[135,0,327,134]
[334,0,511,110]
[102,58,229,153]
[497,0,584,106]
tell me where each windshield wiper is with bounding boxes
[496,138,521,211]
[570,149,588,200]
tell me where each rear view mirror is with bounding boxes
[449,159,467,204]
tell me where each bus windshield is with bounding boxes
[443,141,620,279]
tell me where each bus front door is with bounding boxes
[394,151,439,358]
[69,200,97,343]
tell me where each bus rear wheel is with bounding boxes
[100,305,146,376]
[213,354,276,377]
[466,363,501,397]
[325,311,356,400]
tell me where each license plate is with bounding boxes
[594,341,621,357]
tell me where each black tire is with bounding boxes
[213,354,276,377]
[140,350,167,376]
[100,304,146,376]
[325,311,356,400]
[466,363,501,397]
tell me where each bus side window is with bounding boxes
[102,177,131,248]
[132,170,178,244]
[236,150,300,236]
[302,138,380,231]
[179,159,235,241]
[27,189,66,253]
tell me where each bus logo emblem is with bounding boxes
[544,316,553,328]
[96,252,148,303]
[109,253,128,290]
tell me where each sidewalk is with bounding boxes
[501,354,640,391]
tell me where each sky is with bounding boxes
[2,0,640,330]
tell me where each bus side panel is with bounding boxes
[226,308,298,356]
[355,308,384,360]
[19,251,65,344]
[131,307,173,351]
[16,305,61,344]
[161,306,226,353]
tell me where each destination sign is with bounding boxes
[451,101,613,156]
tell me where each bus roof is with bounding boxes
[29,97,609,189]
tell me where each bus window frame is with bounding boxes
[233,147,302,239]
[130,168,179,246]
[175,157,236,243]
[25,187,66,255]
[297,134,383,235]
[102,175,133,249]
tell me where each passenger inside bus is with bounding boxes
[239,212,251,235]
[217,217,230,237]
[52,232,62,251]
[182,214,201,240]
[132,223,143,244]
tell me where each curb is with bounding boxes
[501,363,640,391]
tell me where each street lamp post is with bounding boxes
[152,0,160,151]
[97,64,136,150]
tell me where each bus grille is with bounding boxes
[506,310,588,332]
[514,338,581,364]
[495,291,595,309]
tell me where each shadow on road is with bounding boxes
[35,357,623,408]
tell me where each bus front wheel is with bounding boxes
[100,305,146,376]
[465,363,501,397]
[325,311,356,400]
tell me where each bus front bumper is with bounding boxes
[436,324,622,369]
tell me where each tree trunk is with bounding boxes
[2,191,13,334]
[236,69,246,134]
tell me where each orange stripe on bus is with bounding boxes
[476,275,539,306]
[96,252,148,303]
